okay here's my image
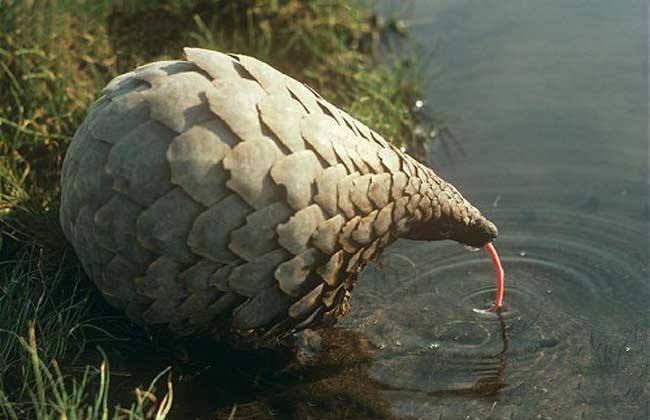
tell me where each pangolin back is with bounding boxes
[60,48,497,344]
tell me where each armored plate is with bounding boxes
[60,47,497,346]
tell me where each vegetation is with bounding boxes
[0,0,434,417]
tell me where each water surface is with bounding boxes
[336,1,648,418]
[114,2,648,419]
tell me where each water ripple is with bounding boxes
[338,206,648,416]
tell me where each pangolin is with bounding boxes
[59,48,498,345]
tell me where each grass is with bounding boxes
[0,0,441,417]
[0,323,173,420]
[1,0,432,212]
[0,231,175,418]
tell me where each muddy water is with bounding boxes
[114,2,648,419]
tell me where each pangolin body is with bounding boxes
[60,48,497,345]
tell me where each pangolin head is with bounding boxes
[405,178,498,248]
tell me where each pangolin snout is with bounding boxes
[405,194,498,248]
[457,216,499,248]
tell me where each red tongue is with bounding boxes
[484,243,505,310]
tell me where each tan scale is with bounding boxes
[60,47,498,346]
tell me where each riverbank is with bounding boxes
[0,1,436,417]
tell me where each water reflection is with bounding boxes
[358,0,648,417]
[370,310,510,398]
[108,216,646,419]
[109,308,512,419]
[127,208,643,418]
[108,328,400,419]
[338,204,647,418]
[112,1,647,418]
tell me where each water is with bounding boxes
[110,2,648,418]
[336,0,648,418]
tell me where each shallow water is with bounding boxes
[111,2,648,419]
[335,0,648,418]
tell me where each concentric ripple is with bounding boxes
[339,207,648,418]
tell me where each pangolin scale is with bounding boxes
[60,48,497,345]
